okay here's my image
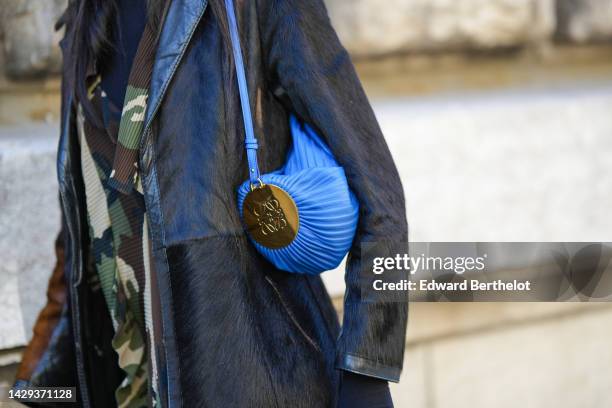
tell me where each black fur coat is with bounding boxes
[19,0,408,406]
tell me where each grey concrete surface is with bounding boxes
[0,123,61,349]
[390,303,612,408]
[322,80,612,295]
[379,81,612,242]
[0,364,21,405]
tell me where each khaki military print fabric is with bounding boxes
[78,90,161,407]
[77,3,167,405]
[108,15,159,194]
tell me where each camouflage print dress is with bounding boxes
[77,3,162,408]
[77,12,164,407]
[78,86,160,407]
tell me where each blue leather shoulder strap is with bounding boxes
[224,0,261,185]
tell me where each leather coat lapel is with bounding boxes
[144,0,209,132]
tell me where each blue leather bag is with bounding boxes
[226,0,359,275]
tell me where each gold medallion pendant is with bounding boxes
[242,183,299,249]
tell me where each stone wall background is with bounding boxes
[0,0,65,79]
[2,0,612,79]
[327,0,556,55]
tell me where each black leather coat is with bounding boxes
[22,0,408,406]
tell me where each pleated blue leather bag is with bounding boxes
[226,0,358,275]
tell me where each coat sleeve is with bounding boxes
[256,0,409,382]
